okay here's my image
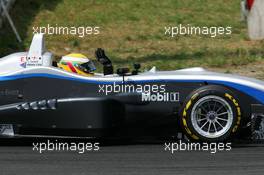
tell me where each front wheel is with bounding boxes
[180,86,242,142]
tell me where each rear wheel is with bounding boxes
[180,86,242,142]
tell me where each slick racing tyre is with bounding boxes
[180,85,242,142]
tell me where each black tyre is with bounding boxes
[180,85,242,142]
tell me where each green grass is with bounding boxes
[0,0,263,71]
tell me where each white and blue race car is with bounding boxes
[0,34,263,142]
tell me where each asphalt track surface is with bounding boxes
[0,140,264,175]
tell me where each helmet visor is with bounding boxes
[79,61,96,73]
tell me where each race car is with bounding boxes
[0,34,263,142]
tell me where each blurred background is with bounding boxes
[0,0,263,77]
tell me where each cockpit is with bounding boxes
[55,48,141,77]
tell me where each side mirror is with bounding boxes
[117,68,130,76]
[132,63,141,75]
[134,63,141,70]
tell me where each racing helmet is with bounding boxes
[58,53,96,76]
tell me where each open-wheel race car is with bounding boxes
[0,34,263,142]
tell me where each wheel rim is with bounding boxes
[191,95,233,139]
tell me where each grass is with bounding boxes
[0,0,264,71]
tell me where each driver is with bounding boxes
[57,53,96,76]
